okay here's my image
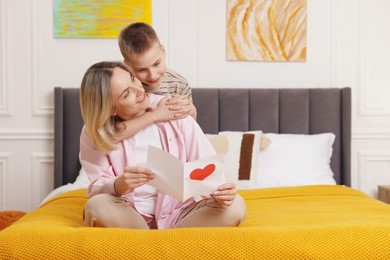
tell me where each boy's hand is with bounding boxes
[153,96,186,122]
[166,94,197,119]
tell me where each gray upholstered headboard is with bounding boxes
[54,87,351,188]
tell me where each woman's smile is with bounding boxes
[137,93,146,103]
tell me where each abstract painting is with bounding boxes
[54,0,152,38]
[227,0,307,62]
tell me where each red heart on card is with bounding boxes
[190,164,216,181]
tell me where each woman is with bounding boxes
[79,61,246,229]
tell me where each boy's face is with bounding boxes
[125,42,167,90]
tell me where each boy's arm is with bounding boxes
[115,112,160,141]
[188,102,197,120]
[116,96,185,141]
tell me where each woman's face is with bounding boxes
[110,66,150,120]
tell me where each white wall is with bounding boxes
[0,0,389,211]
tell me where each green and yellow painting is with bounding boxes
[54,0,152,38]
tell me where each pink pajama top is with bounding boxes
[79,94,217,229]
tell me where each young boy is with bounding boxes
[116,22,197,139]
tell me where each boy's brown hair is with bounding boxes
[118,22,160,61]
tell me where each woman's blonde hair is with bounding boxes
[80,61,129,153]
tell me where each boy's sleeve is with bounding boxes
[166,69,192,101]
[178,81,192,102]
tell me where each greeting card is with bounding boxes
[146,146,224,201]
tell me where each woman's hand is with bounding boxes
[166,94,197,120]
[114,166,155,195]
[212,182,237,206]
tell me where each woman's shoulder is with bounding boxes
[148,93,164,109]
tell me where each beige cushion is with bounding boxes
[207,131,268,190]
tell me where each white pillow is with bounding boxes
[73,167,90,186]
[256,133,337,188]
[207,131,263,190]
[39,167,89,206]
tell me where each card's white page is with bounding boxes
[147,146,183,200]
[146,145,225,201]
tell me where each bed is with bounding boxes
[2,87,390,259]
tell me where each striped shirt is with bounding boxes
[143,69,192,101]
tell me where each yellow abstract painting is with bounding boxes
[54,0,152,38]
[227,0,307,62]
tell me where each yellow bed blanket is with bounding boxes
[1,185,390,259]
